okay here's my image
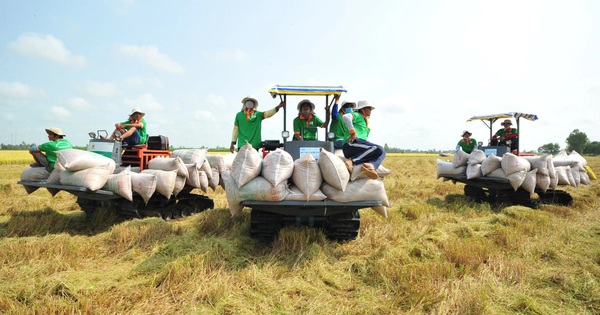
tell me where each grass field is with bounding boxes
[0,151,599,314]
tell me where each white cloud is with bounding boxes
[50,106,72,120]
[194,110,216,122]
[117,44,184,75]
[66,97,94,111]
[9,33,86,67]
[124,76,163,88]
[123,93,163,112]
[0,81,45,100]
[213,49,248,62]
[85,81,119,98]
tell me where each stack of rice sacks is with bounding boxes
[437,149,594,194]
[222,143,391,218]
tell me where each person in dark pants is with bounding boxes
[341,100,386,179]
[491,119,518,151]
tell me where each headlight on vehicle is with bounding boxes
[327,131,336,141]
[281,130,290,139]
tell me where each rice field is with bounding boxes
[0,151,599,314]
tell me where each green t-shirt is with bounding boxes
[120,118,148,144]
[347,112,370,142]
[234,110,265,149]
[457,138,477,153]
[38,138,73,170]
[330,111,349,142]
[293,114,324,140]
[494,127,518,139]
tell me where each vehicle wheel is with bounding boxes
[325,210,360,241]
[464,185,486,203]
[538,190,573,206]
[250,209,283,240]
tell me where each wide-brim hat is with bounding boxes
[297,99,315,111]
[501,119,512,126]
[356,100,375,111]
[45,127,65,137]
[461,130,472,137]
[341,101,356,108]
[241,95,259,109]
[130,108,145,117]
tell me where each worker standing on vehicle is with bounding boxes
[230,96,285,153]
[330,95,356,149]
[342,100,386,179]
[293,99,330,141]
[456,130,478,153]
[29,127,73,171]
[491,119,518,151]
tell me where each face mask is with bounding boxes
[245,101,254,109]
[345,108,353,114]
[301,110,310,115]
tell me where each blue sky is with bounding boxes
[1,0,599,151]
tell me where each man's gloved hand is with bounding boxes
[30,144,38,152]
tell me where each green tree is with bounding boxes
[538,143,560,155]
[565,129,589,153]
[583,141,600,156]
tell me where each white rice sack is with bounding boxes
[185,163,202,188]
[60,167,111,191]
[321,178,390,207]
[501,153,531,176]
[148,156,189,178]
[292,153,322,199]
[284,185,327,201]
[130,171,157,204]
[222,172,289,216]
[104,166,133,201]
[437,159,466,178]
[487,168,506,178]
[45,161,65,184]
[171,149,207,165]
[555,166,570,185]
[507,169,527,191]
[549,174,558,190]
[231,143,262,188]
[222,152,236,171]
[201,159,213,180]
[466,163,483,179]
[521,169,537,194]
[468,149,486,165]
[318,149,350,191]
[536,174,550,192]
[209,168,220,191]
[21,166,51,182]
[141,169,177,199]
[198,171,209,193]
[370,206,388,219]
[523,155,549,176]
[206,154,226,174]
[57,149,116,173]
[570,167,580,187]
[481,154,502,176]
[547,155,556,179]
[452,150,469,168]
[261,149,294,187]
[567,166,576,187]
[580,170,590,185]
[553,150,577,167]
[221,172,243,216]
[173,175,186,197]
[568,150,587,171]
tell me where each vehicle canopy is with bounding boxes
[268,85,346,143]
[467,112,538,154]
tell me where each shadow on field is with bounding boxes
[0,206,124,238]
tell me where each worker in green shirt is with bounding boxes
[456,130,478,153]
[330,96,355,148]
[230,96,285,152]
[293,99,330,141]
[29,127,73,171]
